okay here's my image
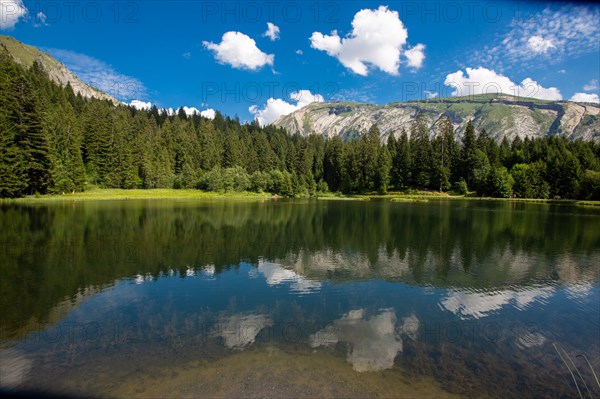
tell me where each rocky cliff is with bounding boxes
[274,94,600,141]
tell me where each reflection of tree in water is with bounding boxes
[1,200,598,338]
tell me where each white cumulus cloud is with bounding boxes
[249,90,324,126]
[200,108,216,119]
[527,35,556,54]
[0,0,27,29]
[310,6,423,76]
[424,90,438,99]
[570,93,600,104]
[143,105,216,119]
[404,43,426,69]
[182,106,199,116]
[177,107,216,119]
[129,100,152,110]
[33,11,48,27]
[263,22,280,41]
[444,67,562,101]
[203,31,274,70]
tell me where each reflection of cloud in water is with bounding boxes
[214,313,273,349]
[0,348,32,388]
[202,264,216,277]
[399,314,420,341]
[134,273,154,284]
[257,260,321,294]
[310,309,408,372]
[135,265,216,283]
[440,286,555,319]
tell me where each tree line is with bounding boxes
[1,51,599,199]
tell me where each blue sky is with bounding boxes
[2,1,599,124]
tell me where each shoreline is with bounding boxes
[317,192,600,206]
[2,188,599,207]
[1,189,271,202]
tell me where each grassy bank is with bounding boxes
[3,188,271,202]
[3,188,599,207]
[317,190,600,206]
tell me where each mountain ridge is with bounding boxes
[0,35,118,104]
[273,94,600,142]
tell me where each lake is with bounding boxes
[1,199,599,398]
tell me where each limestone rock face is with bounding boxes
[273,94,600,142]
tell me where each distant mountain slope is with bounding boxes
[273,94,600,142]
[0,35,117,103]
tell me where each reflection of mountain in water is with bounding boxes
[268,247,598,289]
[439,285,555,320]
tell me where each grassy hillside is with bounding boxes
[0,35,117,103]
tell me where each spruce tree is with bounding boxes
[460,120,477,189]
[410,112,432,188]
[391,129,411,190]
[324,136,344,192]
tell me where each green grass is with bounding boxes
[318,190,600,206]
[316,193,370,201]
[5,188,599,207]
[0,35,61,70]
[4,188,271,202]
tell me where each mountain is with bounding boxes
[273,94,600,142]
[0,35,117,104]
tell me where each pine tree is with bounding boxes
[0,55,27,196]
[324,135,344,192]
[0,118,27,197]
[432,116,455,191]
[375,145,391,193]
[46,103,85,192]
[222,130,241,168]
[12,62,52,194]
[391,129,411,190]
[359,125,381,191]
[460,120,477,189]
[341,140,361,193]
[409,112,432,188]
[198,120,221,171]
[254,131,276,172]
